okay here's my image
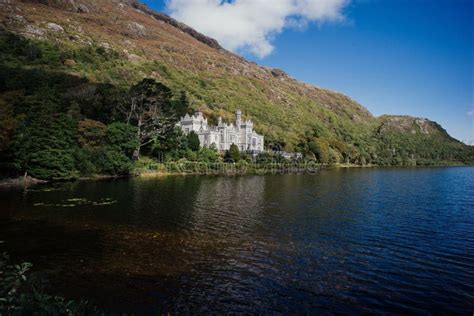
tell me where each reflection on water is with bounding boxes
[1,167,474,314]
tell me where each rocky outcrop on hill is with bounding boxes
[22,0,93,13]
[19,0,223,50]
[130,1,223,50]
[1,0,471,163]
[377,115,453,138]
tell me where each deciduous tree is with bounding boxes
[77,119,107,148]
[118,79,187,159]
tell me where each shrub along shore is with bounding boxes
[1,31,472,183]
[2,157,468,189]
[134,158,329,177]
[0,157,329,187]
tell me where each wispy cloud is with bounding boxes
[166,0,350,58]
[467,107,474,116]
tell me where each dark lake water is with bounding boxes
[1,167,474,314]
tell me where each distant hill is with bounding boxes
[0,0,472,165]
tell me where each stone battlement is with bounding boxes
[179,110,264,152]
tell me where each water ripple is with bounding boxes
[1,167,473,314]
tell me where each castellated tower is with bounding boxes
[178,109,264,152]
[235,109,242,129]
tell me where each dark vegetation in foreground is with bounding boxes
[0,30,472,181]
[0,251,100,315]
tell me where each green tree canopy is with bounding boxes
[77,119,107,148]
[12,93,79,179]
[0,98,17,153]
[187,131,200,151]
[107,122,139,157]
[308,139,329,163]
[228,143,240,162]
[118,79,187,159]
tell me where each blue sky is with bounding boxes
[141,0,473,144]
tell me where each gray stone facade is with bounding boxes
[178,110,264,152]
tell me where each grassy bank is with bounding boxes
[134,159,328,177]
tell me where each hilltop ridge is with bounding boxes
[1,0,472,165]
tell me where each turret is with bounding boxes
[235,109,242,129]
[195,111,204,119]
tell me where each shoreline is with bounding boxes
[333,163,378,168]
[0,176,48,188]
[0,163,471,188]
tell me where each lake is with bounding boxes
[1,167,473,314]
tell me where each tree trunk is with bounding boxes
[133,148,140,161]
[133,119,142,161]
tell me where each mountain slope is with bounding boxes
[1,0,472,165]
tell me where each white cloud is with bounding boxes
[467,108,474,116]
[165,0,349,58]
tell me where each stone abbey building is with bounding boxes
[178,110,264,152]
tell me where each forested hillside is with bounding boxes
[0,0,472,179]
